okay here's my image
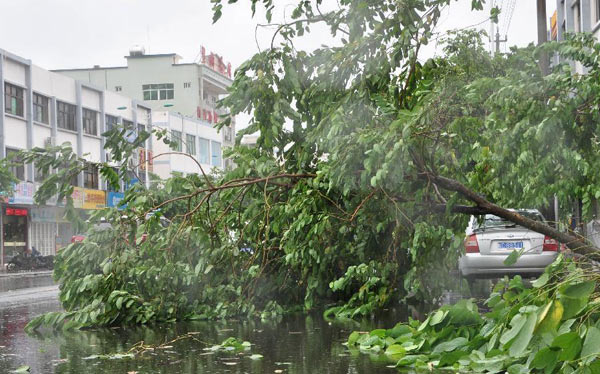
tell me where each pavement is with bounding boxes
[0,270,53,278]
[0,285,59,307]
[0,270,55,293]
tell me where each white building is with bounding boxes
[152,111,223,179]
[0,48,152,265]
[53,47,236,167]
[551,1,600,72]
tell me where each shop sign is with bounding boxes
[83,189,106,210]
[71,187,84,209]
[139,148,153,171]
[31,207,57,222]
[106,191,126,209]
[6,208,28,216]
[1,182,35,205]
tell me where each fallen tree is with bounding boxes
[21,1,600,330]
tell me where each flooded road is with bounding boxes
[0,287,412,373]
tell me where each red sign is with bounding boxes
[6,208,28,216]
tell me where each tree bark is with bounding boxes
[429,174,600,256]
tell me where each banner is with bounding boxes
[1,182,35,205]
[106,191,125,209]
[83,189,106,210]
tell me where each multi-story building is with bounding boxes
[53,47,236,167]
[151,111,223,179]
[551,1,600,71]
[0,48,155,266]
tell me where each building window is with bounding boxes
[574,4,581,32]
[184,82,191,88]
[105,114,119,133]
[83,108,98,136]
[115,86,122,92]
[6,148,25,181]
[34,163,49,182]
[57,101,76,131]
[84,163,99,189]
[186,134,196,155]
[198,138,210,164]
[106,167,121,192]
[595,0,600,23]
[142,83,174,101]
[171,130,182,152]
[224,126,233,142]
[211,141,222,167]
[33,93,49,124]
[4,83,24,117]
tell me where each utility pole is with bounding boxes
[494,26,507,54]
[536,0,548,74]
[535,0,558,226]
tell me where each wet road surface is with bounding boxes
[0,286,408,373]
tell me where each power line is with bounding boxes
[502,0,517,37]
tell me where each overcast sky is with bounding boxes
[0,0,556,127]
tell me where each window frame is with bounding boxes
[6,148,25,181]
[198,137,210,164]
[4,82,24,118]
[211,141,222,167]
[186,134,196,155]
[105,114,119,133]
[142,83,174,101]
[56,101,77,131]
[82,108,98,136]
[33,93,49,124]
[83,162,99,189]
[171,130,182,152]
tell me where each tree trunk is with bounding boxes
[430,174,600,256]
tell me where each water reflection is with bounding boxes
[0,298,408,373]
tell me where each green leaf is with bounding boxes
[560,281,595,299]
[508,313,537,357]
[532,273,549,288]
[530,347,558,370]
[12,366,30,373]
[348,331,361,345]
[581,326,600,361]
[385,344,406,357]
[430,310,448,326]
[249,354,263,360]
[500,313,526,345]
[503,249,522,266]
[432,337,468,353]
[551,332,582,361]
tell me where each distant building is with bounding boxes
[0,48,152,263]
[53,46,236,167]
[152,111,223,179]
[552,1,600,73]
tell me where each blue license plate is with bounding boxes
[498,242,523,249]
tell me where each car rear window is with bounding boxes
[474,211,544,230]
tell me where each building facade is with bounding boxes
[151,111,223,179]
[53,47,236,167]
[551,1,600,72]
[0,48,153,265]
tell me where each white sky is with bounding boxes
[0,0,556,128]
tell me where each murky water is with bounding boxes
[0,293,416,373]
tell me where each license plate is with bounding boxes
[498,242,523,249]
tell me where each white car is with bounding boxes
[458,209,559,279]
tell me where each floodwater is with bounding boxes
[0,289,421,374]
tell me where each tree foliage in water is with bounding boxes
[349,256,600,373]
[24,0,600,330]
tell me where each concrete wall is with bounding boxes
[152,111,222,179]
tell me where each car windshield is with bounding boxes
[474,211,544,231]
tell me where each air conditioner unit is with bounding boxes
[44,136,56,147]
